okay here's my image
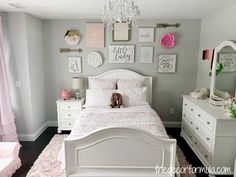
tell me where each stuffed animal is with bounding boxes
[109,93,123,108]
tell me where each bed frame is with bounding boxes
[64,69,176,177]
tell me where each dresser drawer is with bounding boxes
[58,111,80,119]
[58,102,81,111]
[182,121,195,145]
[194,120,213,149]
[182,110,194,129]
[194,136,211,164]
[59,119,76,128]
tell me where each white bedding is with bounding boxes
[68,105,168,139]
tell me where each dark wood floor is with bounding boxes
[12,127,232,177]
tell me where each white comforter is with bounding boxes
[68,105,168,139]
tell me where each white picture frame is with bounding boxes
[68,56,82,73]
[113,22,130,41]
[218,53,236,72]
[138,28,155,42]
[140,46,153,63]
[109,45,135,63]
[158,54,177,73]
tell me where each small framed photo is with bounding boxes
[140,46,153,63]
[218,53,236,72]
[138,28,155,42]
[158,54,177,73]
[113,22,130,41]
[68,56,82,73]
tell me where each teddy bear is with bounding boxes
[109,93,123,108]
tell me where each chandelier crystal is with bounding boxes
[101,0,141,25]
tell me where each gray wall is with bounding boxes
[196,5,236,89]
[43,19,201,123]
[1,12,46,135]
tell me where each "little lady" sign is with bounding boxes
[109,45,135,63]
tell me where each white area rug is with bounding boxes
[26,134,196,177]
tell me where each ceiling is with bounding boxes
[0,0,235,19]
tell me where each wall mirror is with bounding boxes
[210,40,236,101]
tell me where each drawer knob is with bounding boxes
[207,121,210,125]
[68,114,71,116]
[67,106,71,108]
[189,136,192,139]
[205,154,208,158]
[191,108,194,111]
[183,127,185,130]
[194,142,197,145]
[183,114,185,117]
[197,114,201,117]
[207,137,210,141]
[185,103,187,106]
[190,121,193,124]
[196,127,199,130]
[68,123,72,125]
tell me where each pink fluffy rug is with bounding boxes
[26,134,196,177]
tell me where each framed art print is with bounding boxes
[113,22,130,41]
[109,45,135,63]
[218,53,236,72]
[158,54,177,73]
[138,28,155,42]
[68,56,82,73]
[85,23,104,48]
[140,46,153,63]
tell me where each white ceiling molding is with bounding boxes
[0,0,235,19]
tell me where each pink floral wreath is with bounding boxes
[160,33,175,48]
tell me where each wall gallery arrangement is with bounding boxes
[138,28,155,42]
[85,23,105,48]
[87,52,103,68]
[140,46,153,63]
[113,22,130,41]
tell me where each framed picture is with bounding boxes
[140,46,153,63]
[68,56,82,73]
[113,22,130,41]
[85,23,104,48]
[218,53,236,72]
[109,45,135,63]
[158,54,177,73]
[138,28,155,42]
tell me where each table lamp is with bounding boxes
[72,77,83,100]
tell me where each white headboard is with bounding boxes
[88,69,153,105]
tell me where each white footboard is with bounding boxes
[64,127,176,177]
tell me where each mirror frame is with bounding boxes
[210,40,236,98]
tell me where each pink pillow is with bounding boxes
[90,79,116,89]
[117,79,144,89]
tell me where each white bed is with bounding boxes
[64,69,176,177]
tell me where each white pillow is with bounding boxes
[89,79,116,89]
[116,87,148,107]
[117,79,144,89]
[84,89,114,108]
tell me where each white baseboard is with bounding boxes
[163,121,181,128]
[18,122,48,141]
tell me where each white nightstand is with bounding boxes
[56,98,85,133]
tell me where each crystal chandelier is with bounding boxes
[101,0,141,25]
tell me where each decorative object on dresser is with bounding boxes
[72,77,83,100]
[59,89,70,100]
[160,33,175,48]
[210,40,236,106]
[109,45,135,63]
[87,51,103,67]
[140,46,153,63]
[85,23,104,48]
[59,48,83,53]
[56,98,85,133]
[138,28,155,42]
[64,29,80,45]
[112,22,130,41]
[157,54,177,73]
[181,95,236,176]
[68,56,82,73]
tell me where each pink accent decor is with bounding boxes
[0,18,18,142]
[60,89,70,100]
[160,33,175,48]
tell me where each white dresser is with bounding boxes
[181,95,236,176]
[56,98,84,133]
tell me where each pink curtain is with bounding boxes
[0,17,18,142]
